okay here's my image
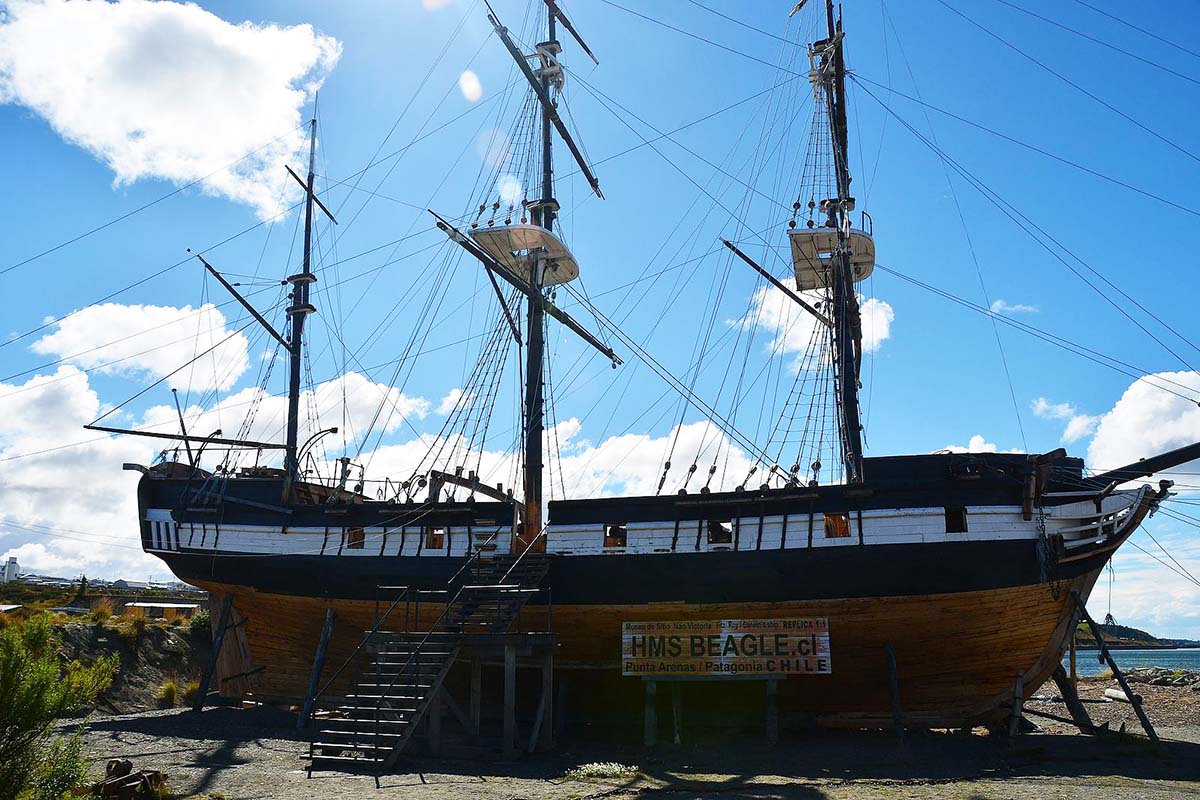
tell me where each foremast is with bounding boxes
[812,0,865,484]
[284,119,320,479]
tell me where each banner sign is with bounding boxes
[621,618,831,677]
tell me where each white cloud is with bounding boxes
[0,366,162,580]
[860,297,894,354]
[990,299,1038,315]
[938,434,1000,454]
[436,388,472,415]
[141,371,431,466]
[422,0,453,9]
[740,278,893,368]
[1032,397,1075,420]
[458,69,482,102]
[1031,396,1100,445]
[1062,414,1100,444]
[0,0,341,219]
[355,418,756,501]
[1087,370,1200,478]
[31,302,250,393]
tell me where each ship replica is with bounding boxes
[103,0,1200,738]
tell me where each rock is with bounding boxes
[1190,682,1200,692]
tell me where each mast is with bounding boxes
[284,119,319,478]
[522,9,559,545]
[817,0,865,483]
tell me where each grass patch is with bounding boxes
[90,597,114,624]
[563,762,641,782]
[181,680,201,706]
[155,679,178,708]
[116,614,149,645]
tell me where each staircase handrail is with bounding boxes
[307,584,411,721]
[448,526,505,586]
[501,525,549,584]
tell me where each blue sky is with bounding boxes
[1,0,1199,636]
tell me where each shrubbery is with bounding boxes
[189,609,211,640]
[0,614,117,800]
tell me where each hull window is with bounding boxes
[347,527,365,549]
[707,520,733,545]
[604,524,627,548]
[426,526,447,550]
[824,513,851,538]
[944,507,968,533]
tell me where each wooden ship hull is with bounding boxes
[136,451,1168,728]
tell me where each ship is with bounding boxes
[100,0,1200,740]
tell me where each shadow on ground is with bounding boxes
[81,708,1200,798]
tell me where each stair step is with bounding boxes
[324,717,413,728]
[312,741,388,754]
[308,753,385,767]
[318,728,408,740]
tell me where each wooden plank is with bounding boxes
[765,679,778,746]
[428,690,442,756]
[469,655,482,736]
[885,641,903,745]
[1008,670,1024,738]
[503,644,517,757]
[644,679,657,748]
[296,607,335,730]
[1051,664,1096,734]
[193,594,233,712]
[671,682,682,745]
[541,647,554,750]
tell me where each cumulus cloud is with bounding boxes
[0,0,341,219]
[1087,370,1200,478]
[990,299,1038,315]
[141,371,432,465]
[0,366,162,580]
[31,302,251,393]
[355,418,755,501]
[1031,396,1100,445]
[436,388,472,415]
[938,434,1001,454]
[740,277,893,368]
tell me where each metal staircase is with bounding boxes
[305,550,549,775]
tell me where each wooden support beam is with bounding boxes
[193,594,233,712]
[671,683,683,746]
[503,644,517,758]
[428,690,443,756]
[527,690,546,754]
[297,608,335,730]
[541,647,555,750]
[1051,664,1097,735]
[884,641,904,745]
[1075,595,1160,743]
[439,685,475,738]
[1008,670,1025,738]
[470,655,482,736]
[643,679,657,748]
[765,679,779,746]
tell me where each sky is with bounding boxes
[1,0,1199,637]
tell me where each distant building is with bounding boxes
[112,579,151,590]
[1,557,18,584]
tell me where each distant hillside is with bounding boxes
[1075,622,1200,649]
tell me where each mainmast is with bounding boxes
[284,119,320,478]
[522,10,559,544]
[815,0,865,483]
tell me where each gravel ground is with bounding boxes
[70,683,1200,800]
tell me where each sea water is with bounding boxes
[1062,648,1200,677]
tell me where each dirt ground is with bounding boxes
[68,678,1200,800]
